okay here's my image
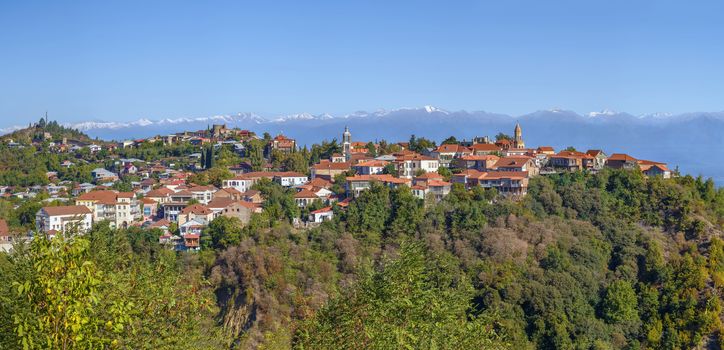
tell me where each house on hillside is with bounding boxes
[36,206,93,234]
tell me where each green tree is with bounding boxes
[441,136,459,145]
[601,280,639,325]
[294,243,505,349]
[12,233,132,349]
[205,216,244,250]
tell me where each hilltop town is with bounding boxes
[0,118,673,251]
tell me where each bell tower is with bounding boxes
[342,126,352,161]
[514,122,525,149]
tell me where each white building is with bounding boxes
[309,207,334,223]
[274,172,309,187]
[75,190,141,229]
[222,176,255,193]
[36,206,93,234]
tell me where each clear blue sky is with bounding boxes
[1,0,723,126]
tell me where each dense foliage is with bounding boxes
[2,149,723,350]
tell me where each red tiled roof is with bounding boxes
[188,185,217,192]
[42,205,92,216]
[470,143,501,152]
[149,219,170,228]
[141,198,157,205]
[181,204,212,215]
[586,149,603,157]
[207,198,236,209]
[494,156,533,168]
[427,180,452,187]
[608,153,637,162]
[346,174,411,185]
[77,190,119,205]
[311,161,351,170]
[434,144,470,153]
[146,188,174,197]
[638,160,670,172]
[294,189,318,198]
[460,154,500,161]
[355,160,389,167]
[308,178,332,188]
[311,206,333,214]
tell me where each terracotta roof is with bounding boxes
[434,144,470,153]
[207,198,236,209]
[146,188,174,197]
[308,178,332,188]
[494,156,533,168]
[149,219,171,228]
[586,149,603,157]
[480,171,529,180]
[141,198,157,205]
[460,154,500,161]
[354,160,389,167]
[311,206,333,214]
[181,204,212,215]
[469,143,501,152]
[140,178,156,185]
[336,197,353,207]
[77,190,119,205]
[42,205,92,216]
[311,161,351,170]
[220,187,243,195]
[638,160,670,172]
[608,153,637,162]
[537,146,555,152]
[427,180,452,187]
[241,189,261,196]
[346,174,411,185]
[294,189,318,198]
[188,185,217,192]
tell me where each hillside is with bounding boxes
[1,168,723,349]
[1,117,92,144]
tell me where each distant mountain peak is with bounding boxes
[588,109,618,118]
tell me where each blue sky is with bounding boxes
[1,0,723,127]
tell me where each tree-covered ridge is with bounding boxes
[2,117,91,143]
[0,224,226,349]
[1,168,723,349]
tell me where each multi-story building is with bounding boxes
[76,190,141,229]
[188,185,216,205]
[345,174,411,197]
[392,153,440,178]
[452,170,529,196]
[430,144,471,168]
[36,205,93,234]
[311,160,350,181]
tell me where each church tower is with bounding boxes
[342,126,352,161]
[513,122,525,149]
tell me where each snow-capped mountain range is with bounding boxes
[3,106,721,136]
